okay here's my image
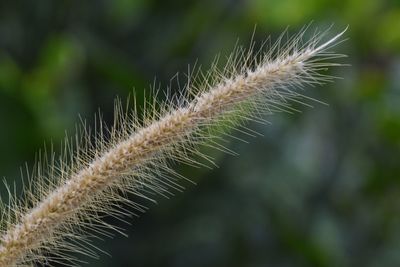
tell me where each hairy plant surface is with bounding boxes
[0,27,346,266]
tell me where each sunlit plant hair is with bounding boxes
[0,26,347,266]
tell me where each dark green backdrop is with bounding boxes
[0,0,399,266]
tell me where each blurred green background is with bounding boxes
[0,0,399,266]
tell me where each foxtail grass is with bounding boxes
[0,26,347,266]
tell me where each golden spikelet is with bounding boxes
[0,26,347,266]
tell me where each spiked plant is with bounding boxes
[0,27,347,266]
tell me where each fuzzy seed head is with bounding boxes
[0,26,347,266]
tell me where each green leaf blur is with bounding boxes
[0,0,398,266]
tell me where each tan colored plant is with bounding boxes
[0,27,346,266]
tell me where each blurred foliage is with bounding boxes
[0,0,399,266]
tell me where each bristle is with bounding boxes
[0,27,346,266]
